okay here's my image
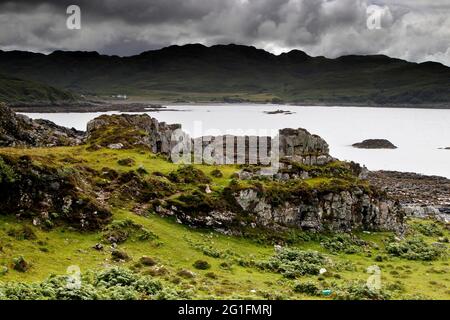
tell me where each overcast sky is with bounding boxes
[0,0,449,66]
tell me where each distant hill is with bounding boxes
[0,73,77,104]
[0,44,449,105]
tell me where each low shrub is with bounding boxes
[143,266,169,277]
[0,267,165,300]
[219,262,233,270]
[177,269,196,279]
[257,248,329,278]
[292,281,320,296]
[168,165,211,184]
[412,221,444,237]
[188,240,232,259]
[136,166,148,175]
[334,281,390,300]
[111,250,131,262]
[193,260,211,270]
[210,169,223,178]
[139,256,157,266]
[205,272,218,279]
[320,233,367,254]
[385,281,405,292]
[117,158,136,167]
[385,237,446,261]
[12,256,30,272]
[167,191,227,216]
[103,219,158,244]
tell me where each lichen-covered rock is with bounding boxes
[0,102,83,147]
[159,183,405,234]
[87,114,334,166]
[232,188,404,233]
[86,114,182,154]
[279,128,333,165]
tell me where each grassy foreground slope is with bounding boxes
[1,45,450,105]
[0,146,449,300]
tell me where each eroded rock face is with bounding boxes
[238,188,404,232]
[159,187,405,234]
[279,128,333,165]
[0,102,83,147]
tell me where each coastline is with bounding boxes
[8,100,450,113]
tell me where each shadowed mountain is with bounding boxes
[0,44,449,105]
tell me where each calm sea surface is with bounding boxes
[22,104,450,178]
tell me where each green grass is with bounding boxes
[0,146,449,299]
[0,212,449,299]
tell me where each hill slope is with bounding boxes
[0,73,77,104]
[0,44,450,105]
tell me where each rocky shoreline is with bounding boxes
[8,102,183,113]
[368,171,450,223]
[7,100,450,113]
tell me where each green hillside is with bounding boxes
[1,44,449,105]
[0,146,448,300]
[0,73,77,104]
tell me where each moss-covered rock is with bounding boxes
[0,154,111,230]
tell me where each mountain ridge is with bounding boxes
[1,43,450,105]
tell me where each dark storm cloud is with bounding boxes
[0,0,449,66]
[0,0,225,24]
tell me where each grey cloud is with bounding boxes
[0,0,449,66]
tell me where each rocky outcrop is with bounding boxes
[402,205,449,224]
[159,186,405,234]
[192,128,334,165]
[352,139,397,149]
[236,188,403,233]
[87,114,334,166]
[0,154,111,230]
[0,102,83,147]
[192,135,273,165]
[86,114,182,153]
[278,128,333,165]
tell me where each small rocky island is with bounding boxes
[263,109,294,115]
[352,139,397,149]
